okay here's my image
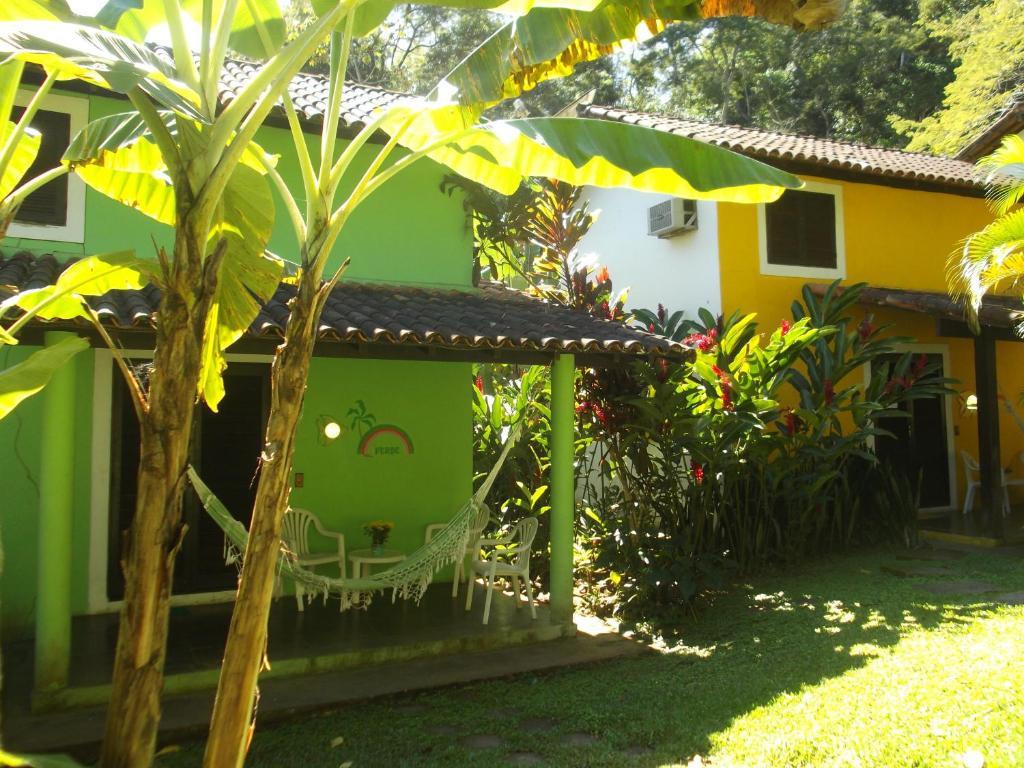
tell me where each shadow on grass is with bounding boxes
[159,547,1022,768]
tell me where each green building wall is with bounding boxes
[1,87,474,636]
[0,346,95,637]
[292,358,472,563]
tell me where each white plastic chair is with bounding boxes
[961,450,1024,517]
[465,516,539,625]
[281,507,346,611]
[425,502,493,599]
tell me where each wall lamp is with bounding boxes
[317,415,343,444]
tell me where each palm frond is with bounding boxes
[979,134,1024,216]
[948,207,1024,324]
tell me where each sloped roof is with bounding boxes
[583,106,986,193]
[0,251,687,363]
[806,283,1023,331]
[217,57,407,129]
[955,98,1024,163]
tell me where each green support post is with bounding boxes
[35,331,78,693]
[549,353,575,626]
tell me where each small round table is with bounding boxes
[348,548,405,579]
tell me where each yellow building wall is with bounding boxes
[717,174,1024,511]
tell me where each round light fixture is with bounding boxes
[965,394,978,412]
[323,421,342,440]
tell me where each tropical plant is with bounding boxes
[0,0,846,762]
[0,3,360,764]
[0,60,162,421]
[578,282,952,621]
[947,133,1024,330]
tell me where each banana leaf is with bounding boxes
[385,104,801,202]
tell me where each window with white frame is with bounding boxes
[7,90,88,243]
[757,181,845,279]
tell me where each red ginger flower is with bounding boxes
[857,319,874,341]
[912,353,928,378]
[596,266,610,284]
[785,409,797,435]
[721,385,734,411]
[711,365,735,410]
[691,460,705,485]
[684,328,718,352]
[780,319,791,336]
[474,375,484,393]
[656,357,670,382]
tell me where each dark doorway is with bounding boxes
[107,362,269,599]
[873,352,952,510]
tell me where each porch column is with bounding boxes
[549,353,575,625]
[973,328,1004,539]
[35,331,78,692]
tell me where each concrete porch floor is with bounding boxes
[919,502,1024,544]
[1,583,649,758]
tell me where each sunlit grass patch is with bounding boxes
[709,606,1024,768]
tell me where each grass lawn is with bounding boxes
[158,546,1024,767]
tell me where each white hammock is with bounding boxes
[187,423,521,610]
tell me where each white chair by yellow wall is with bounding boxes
[961,450,1024,517]
[281,507,346,611]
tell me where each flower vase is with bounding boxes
[371,544,384,556]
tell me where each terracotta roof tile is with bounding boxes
[217,57,408,129]
[584,106,986,192]
[807,283,1023,330]
[0,251,687,360]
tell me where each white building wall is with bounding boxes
[578,187,722,318]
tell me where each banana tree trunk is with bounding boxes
[203,259,327,768]
[101,218,216,768]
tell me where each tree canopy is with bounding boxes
[284,1,501,93]
[896,0,1024,155]
[289,0,1023,154]
[626,0,975,148]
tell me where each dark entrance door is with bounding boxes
[873,352,952,510]
[107,362,269,599]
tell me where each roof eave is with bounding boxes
[954,103,1024,164]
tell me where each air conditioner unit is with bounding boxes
[647,198,698,238]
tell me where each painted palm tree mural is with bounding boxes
[347,399,377,437]
[348,399,415,457]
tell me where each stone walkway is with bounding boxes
[884,543,1022,602]
[436,711,649,765]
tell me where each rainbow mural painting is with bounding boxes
[357,424,414,457]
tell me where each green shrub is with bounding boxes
[576,282,952,620]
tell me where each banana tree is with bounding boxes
[948,133,1024,330]
[0,57,90,416]
[203,0,843,763]
[0,2,383,764]
[0,59,161,420]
